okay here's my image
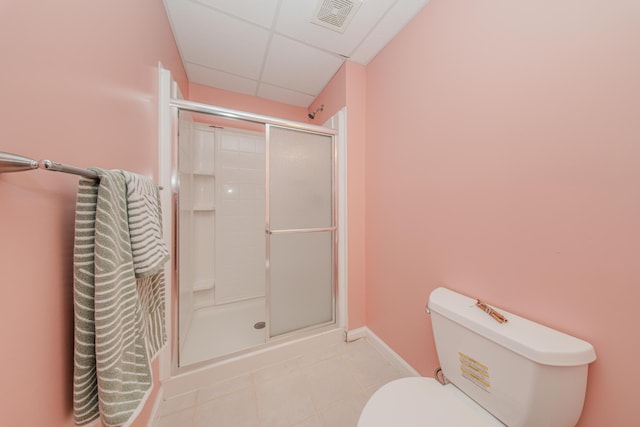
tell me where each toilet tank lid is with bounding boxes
[428,287,597,367]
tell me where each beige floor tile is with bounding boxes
[159,390,197,416]
[251,357,301,384]
[193,387,257,427]
[296,342,346,368]
[291,415,324,427]
[255,370,316,427]
[344,343,407,390]
[158,338,417,427]
[319,398,364,427]
[157,407,194,427]
[303,356,365,410]
[197,373,252,403]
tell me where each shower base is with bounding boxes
[180,297,266,366]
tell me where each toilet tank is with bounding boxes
[427,287,596,427]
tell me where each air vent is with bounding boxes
[311,0,363,33]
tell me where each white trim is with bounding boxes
[146,386,164,427]
[345,326,367,342]
[324,107,348,331]
[158,64,174,382]
[354,327,421,377]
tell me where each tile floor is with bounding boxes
[156,338,412,427]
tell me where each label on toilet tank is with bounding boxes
[458,352,491,393]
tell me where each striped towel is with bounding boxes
[121,171,169,279]
[73,169,168,427]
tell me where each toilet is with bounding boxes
[358,287,596,427]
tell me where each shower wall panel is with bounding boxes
[178,113,195,349]
[215,131,266,304]
[189,125,216,308]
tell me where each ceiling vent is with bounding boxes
[311,0,363,33]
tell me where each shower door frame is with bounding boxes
[265,124,338,342]
[168,99,341,373]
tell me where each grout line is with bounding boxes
[251,379,261,427]
[160,335,403,427]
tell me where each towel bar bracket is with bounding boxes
[0,151,100,180]
[0,152,39,173]
[1,151,162,189]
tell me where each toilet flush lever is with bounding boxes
[476,300,508,324]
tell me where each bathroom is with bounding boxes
[1,0,638,426]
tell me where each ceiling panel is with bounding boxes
[257,83,316,108]
[165,0,270,79]
[350,0,430,64]
[261,35,344,95]
[163,0,431,107]
[276,0,396,58]
[185,62,258,96]
[193,0,280,28]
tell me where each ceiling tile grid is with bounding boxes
[163,0,430,107]
[260,35,345,95]
[350,0,431,64]
[185,62,258,96]
[165,0,270,79]
[193,0,280,28]
[257,83,317,107]
[275,0,392,58]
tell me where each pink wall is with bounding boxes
[0,1,187,426]
[189,83,308,128]
[311,62,368,330]
[3,0,636,425]
[365,0,639,425]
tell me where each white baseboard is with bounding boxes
[350,327,421,377]
[345,326,367,342]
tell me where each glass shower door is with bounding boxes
[267,125,336,337]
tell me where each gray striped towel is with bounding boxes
[73,169,168,427]
[121,171,169,278]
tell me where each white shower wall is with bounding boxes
[215,130,266,304]
[177,112,196,349]
[181,123,265,311]
[186,124,217,309]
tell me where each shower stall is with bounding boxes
[174,104,339,369]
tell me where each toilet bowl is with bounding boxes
[358,377,504,427]
[357,287,596,427]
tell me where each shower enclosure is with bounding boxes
[175,106,338,368]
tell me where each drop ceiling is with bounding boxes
[163,0,430,107]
